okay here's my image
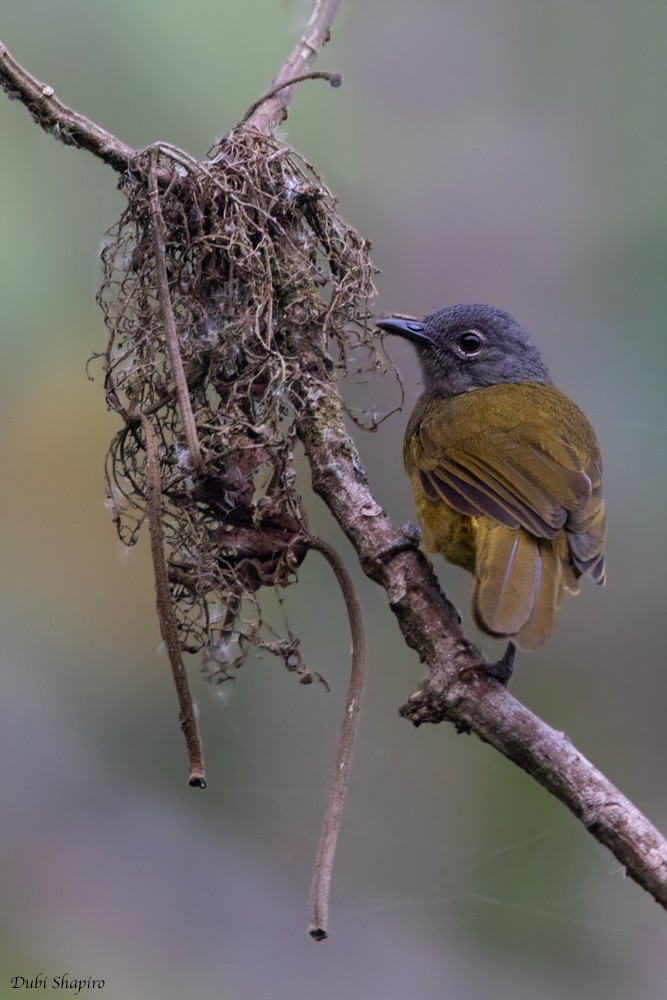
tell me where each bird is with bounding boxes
[376,304,606,653]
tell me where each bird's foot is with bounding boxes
[458,642,515,687]
[401,521,421,543]
[483,641,516,686]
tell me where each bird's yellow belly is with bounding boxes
[415,491,477,573]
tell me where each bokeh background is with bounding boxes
[1,2,666,997]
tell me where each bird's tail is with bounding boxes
[472,523,576,650]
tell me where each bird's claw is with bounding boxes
[484,641,516,685]
[401,521,421,543]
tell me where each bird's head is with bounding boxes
[377,304,551,396]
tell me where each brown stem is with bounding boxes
[307,537,366,942]
[142,415,206,788]
[0,39,135,173]
[147,153,205,473]
[245,0,344,134]
[401,682,667,908]
[241,71,341,125]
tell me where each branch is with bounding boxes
[307,538,366,942]
[147,153,204,473]
[1,0,342,169]
[0,40,135,173]
[241,71,342,126]
[245,0,344,134]
[286,324,667,913]
[142,415,207,788]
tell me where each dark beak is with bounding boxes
[375,316,431,345]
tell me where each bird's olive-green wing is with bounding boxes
[408,383,605,581]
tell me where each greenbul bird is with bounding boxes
[377,304,605,652]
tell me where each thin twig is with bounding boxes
[241,71,341,124]
[307,537,366,941]
[147,152,205,473]
[142,414,206,788]
[245,0,344,134]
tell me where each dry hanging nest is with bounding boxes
[94,127,379,682]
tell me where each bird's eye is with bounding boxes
[457,330,483,355]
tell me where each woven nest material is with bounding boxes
[94,128,380,680]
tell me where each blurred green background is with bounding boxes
[1,2,666,998]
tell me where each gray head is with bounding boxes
[376,304,551,397]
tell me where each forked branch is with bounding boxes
[2,0,667,933]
